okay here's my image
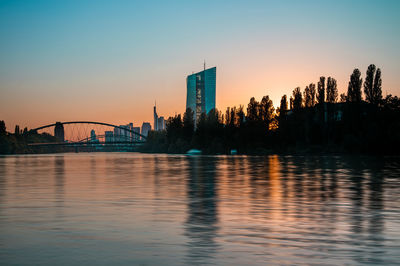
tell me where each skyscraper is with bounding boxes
[141,122,151,139]
[186,66,216,123]
[153,105,158,131]
[153,104,166,131]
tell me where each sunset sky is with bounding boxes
[1,0,400,130]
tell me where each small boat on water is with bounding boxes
[186,149,202,155]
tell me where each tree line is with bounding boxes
[143,64,400,154]
[0,121,59,154]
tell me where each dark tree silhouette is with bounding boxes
[260,95,274,127]
[246,97,260,122]
[303,86,312,107]
[280,95,288,115]
[340,93,347,103]
[347,69,363,102]
[364,64,382,105]
[326,77,338,103]
[14,125,20,136]
[183,108,195,141]
[292,87,302,110]
[0,120,6,135]
[309,83,316,106]
[317,76,326,104]
[236,105,245,127]
[290,96,294,110]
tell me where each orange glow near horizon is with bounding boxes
[2,62,400,132]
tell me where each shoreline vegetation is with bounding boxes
[142,64,400,155]
[2,64,400,155]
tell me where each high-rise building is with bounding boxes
[186,66,216,123]
[114,125,130,141]
[153,104,166,131]
[154,105,158,131]
[141,122,151,138]
[157,116,165,131]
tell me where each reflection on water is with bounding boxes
[0,153,399,265]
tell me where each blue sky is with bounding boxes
[1,0,400,129]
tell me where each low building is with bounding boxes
[105,131,114,143]
[133,127,141,141]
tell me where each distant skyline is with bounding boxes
[1,0,400,130]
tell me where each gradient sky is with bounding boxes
[1,0,400,130]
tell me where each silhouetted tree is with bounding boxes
[326,77,338,103]
[292,87,302,110]
[364,64,382,105]
[347,69,362,102]
[246,97,260,122]
[317,76,325,104]
[290,96,294,110]
[183,108,194,141]
[309,83,316,106]
[236,105,245,127]
[280,95,288,115]
[14,125,20,136]
[166,114,183,144]
[0,120,6,135]
[259,95,274,127]
[340,93,347,103]
[303,86,312,107]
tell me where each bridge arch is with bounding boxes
[30,121,147,141]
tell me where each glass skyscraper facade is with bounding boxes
[186,67,216,123]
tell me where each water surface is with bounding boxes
[0,153,399,265]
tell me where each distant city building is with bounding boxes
[154,105,158,131]
[132,127,141,141]
[153,104,166,131]
[157,116,165,131]
[105,131,114,143]
[186,66,216,123]
[89,129,99,144]
[90,129,96,141]
[141,122,151,138]
[113,123,135,141]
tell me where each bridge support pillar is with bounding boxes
[54,122,65,142]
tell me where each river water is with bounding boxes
[0,153,399,265]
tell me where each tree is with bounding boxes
[292,87,302,110]
[309,83,316,106]
[166,114,183,143]
[347,69,362,102]
[246,97,260,122]
[280,95,288,115]
[259,95,274,127]
[14,125,20,136]
[364,64,382,105]
[317,77,325,104]
[290,96,294,110]
[183,108,194,141]
[303,86,312,107]
[0,120,6,135]
[340,93,347,103]
[236,105,245,127]
[326,77,338,103]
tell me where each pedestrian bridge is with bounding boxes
[29,121,147,148]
